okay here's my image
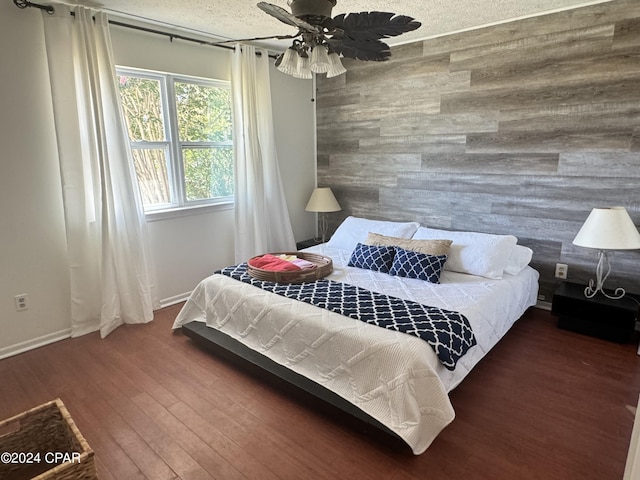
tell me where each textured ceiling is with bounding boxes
[77,0,611,51]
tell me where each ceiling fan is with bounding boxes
[232,0,422,78]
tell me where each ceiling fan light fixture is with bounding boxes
[309,45,331,73]
[259,1,420,80]
[276,47,299,76]
[293,54,313,79]
[326,52,346,78]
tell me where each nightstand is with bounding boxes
[551,282,639,343]
[296,238,322,250]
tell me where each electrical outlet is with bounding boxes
[555,263,568,279]
[14,294,28,312]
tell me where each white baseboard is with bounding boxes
[0,329,72,361]
[0,294,190,361]
[535,300,552,311]
[625,396,640,479]
[159,291,191,309]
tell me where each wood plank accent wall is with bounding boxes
[316,0,640,300]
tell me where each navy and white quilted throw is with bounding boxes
[217,263,477,370]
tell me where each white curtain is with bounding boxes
[231,44,296,262]
[42,6,158,338]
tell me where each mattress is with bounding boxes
[173,243,539,454]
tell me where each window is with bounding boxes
[116,68,233,213]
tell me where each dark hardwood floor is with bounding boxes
[1,305,639,479]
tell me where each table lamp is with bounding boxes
[572,206,640,299]
[305,187,341,243]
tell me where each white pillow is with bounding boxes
[504,245,533,276]
[327,216,420,252]
[412,227,518,279]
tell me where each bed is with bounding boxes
[173,217,539,454]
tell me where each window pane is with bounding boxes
[118,75,166,142]
[175,82,232,143]
[183,147,234,201]
[132,149,171,207]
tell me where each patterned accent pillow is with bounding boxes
[365,232,452,256]
[348,243,396,273]
[389,247,448,283]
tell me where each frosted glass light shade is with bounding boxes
[573,207,640,250]
[326,53,346,78]
[305,187,341,212]
[293,54,312,79]
[310,45,330,73]
[277,48,298,76]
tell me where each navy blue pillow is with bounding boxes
[389,247,448,283]
[348,243,395,273]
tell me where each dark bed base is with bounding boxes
[180,320,407,450]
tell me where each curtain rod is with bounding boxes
[13,0,278,59]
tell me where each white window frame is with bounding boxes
[116,67,234,220]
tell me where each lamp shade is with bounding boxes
[572,206,640,250]
[294,54,312,79]
[277,48,298,76]
[305,187,341,212]
[310,45,331,73]
[326,52,346,78]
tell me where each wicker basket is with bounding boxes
[247,251,333,283]
[0,399,97,480]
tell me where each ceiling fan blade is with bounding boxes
[331,12,421,42]
[257,2,319,33]
[213,34,299,45]
[327,37,392,62]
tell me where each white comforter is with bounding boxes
[173,244,539,454]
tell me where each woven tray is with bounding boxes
[247,251,333,283]
[0,398,96,480]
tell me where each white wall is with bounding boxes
[270,66,317,242]
[0,5,316,356]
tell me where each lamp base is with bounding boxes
[319,212,329,244]
[583,250,626,300]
